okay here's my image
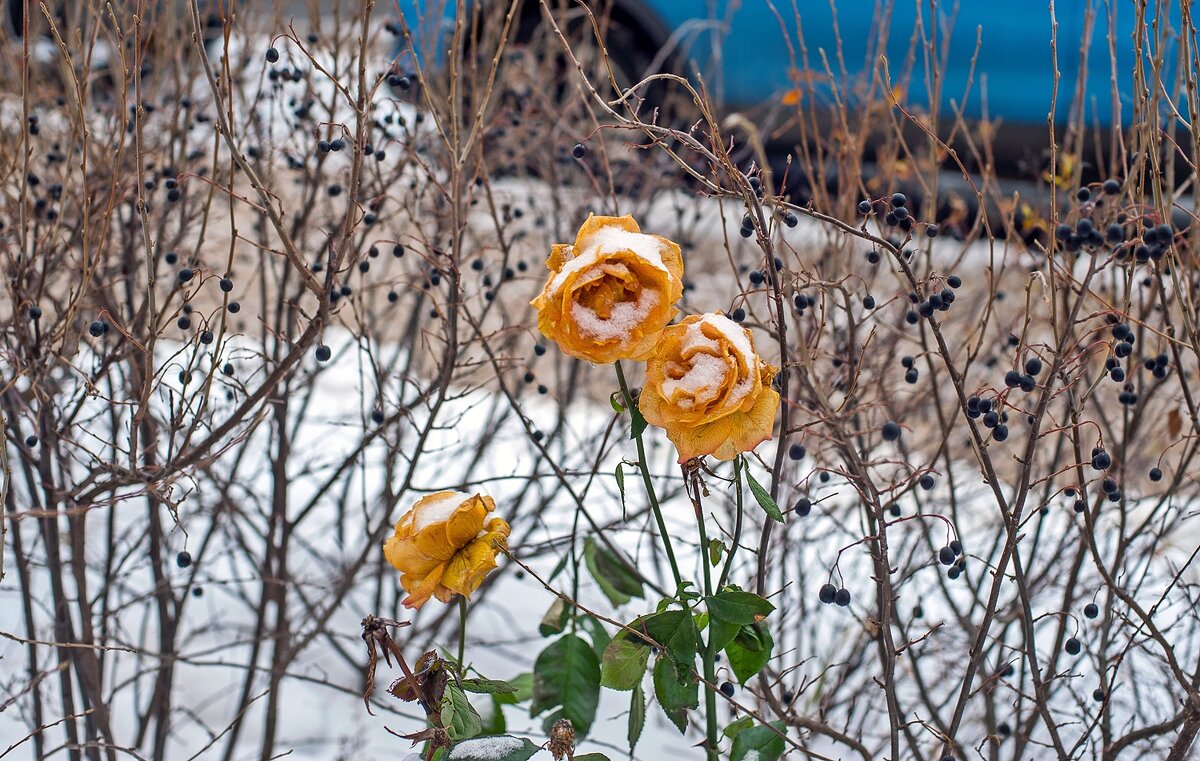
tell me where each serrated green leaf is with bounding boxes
[725,623,774,684]
[630,400,649,439]
[495,672,532,705]
[639,609,698,666]
[745,469,784,522]
[583,537,644,607]
[531,634,601,736]
[444,735,540,761]
[707,616,740,654]
[539,598,569,638]
[706,590,775,654]
[730,721,787,761]
[460,678,518,696]
[707,590,775,626]
[652,655,698,733]
[600,637,650,691]
[628,682,646,752]
[440,683,483,741]
[723,715,755,739]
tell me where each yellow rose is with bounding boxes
[638,313,779,463]
[531,214,684,364]
[383,491,510,609]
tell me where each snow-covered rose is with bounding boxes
[638,313,779,462]
[531,214,684,364]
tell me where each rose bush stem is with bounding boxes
[692,475,721,761]
[457,596,467,668]
[718,458,745,590]
[614,360,684,594]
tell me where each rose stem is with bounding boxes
[718,458,745,590]
[689,469,721,761]
[614,360,684,594]
[457,596,468,668]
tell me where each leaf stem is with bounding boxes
[614,360,684,594]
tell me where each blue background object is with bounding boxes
[393,0,1186,129]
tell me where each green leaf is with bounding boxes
[460,678,518,696]
[495,672,532,705]
[723,716,755,739]
[582,615,611,660]
[616,463,627,520]
[707,616,740,654]
[630,399,649,439]
[539,598,569,637]
[652,655,698,733]
[440,682,483,741]
[610,391,626,413]
[725,623,774,684]
[574,755,613,761]
[583,537,644,607]
[600,637,650,691]
[708,539,724,566]
[444,735,540,761]
[639,609,698,665]
[706,589,774,654]
[531,634,601,736]
[745,469,784,523]
[707,590,775,626]
[628,682,646,753]
[730,721,787,761]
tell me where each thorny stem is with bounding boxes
[614,360,684,594]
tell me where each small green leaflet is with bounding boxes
[628,682,646,753]
[723,716,755,739]
[494,672,533,705]
[706,589,775,653]
[583,537,644,607]
[574,755,614,761]
[600,637,650,691]
[440,683,483,741]
[610,391,626,413]
[729,721,787,761]
[639,609,698,665]
[725,622,774,684]
[652,655,698,733]
[460,678,518,696]
[707,590,775,625]
[443,735,540,761]
[708,539,724,566]
[629,399,649,439]
[745,469,784,522]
